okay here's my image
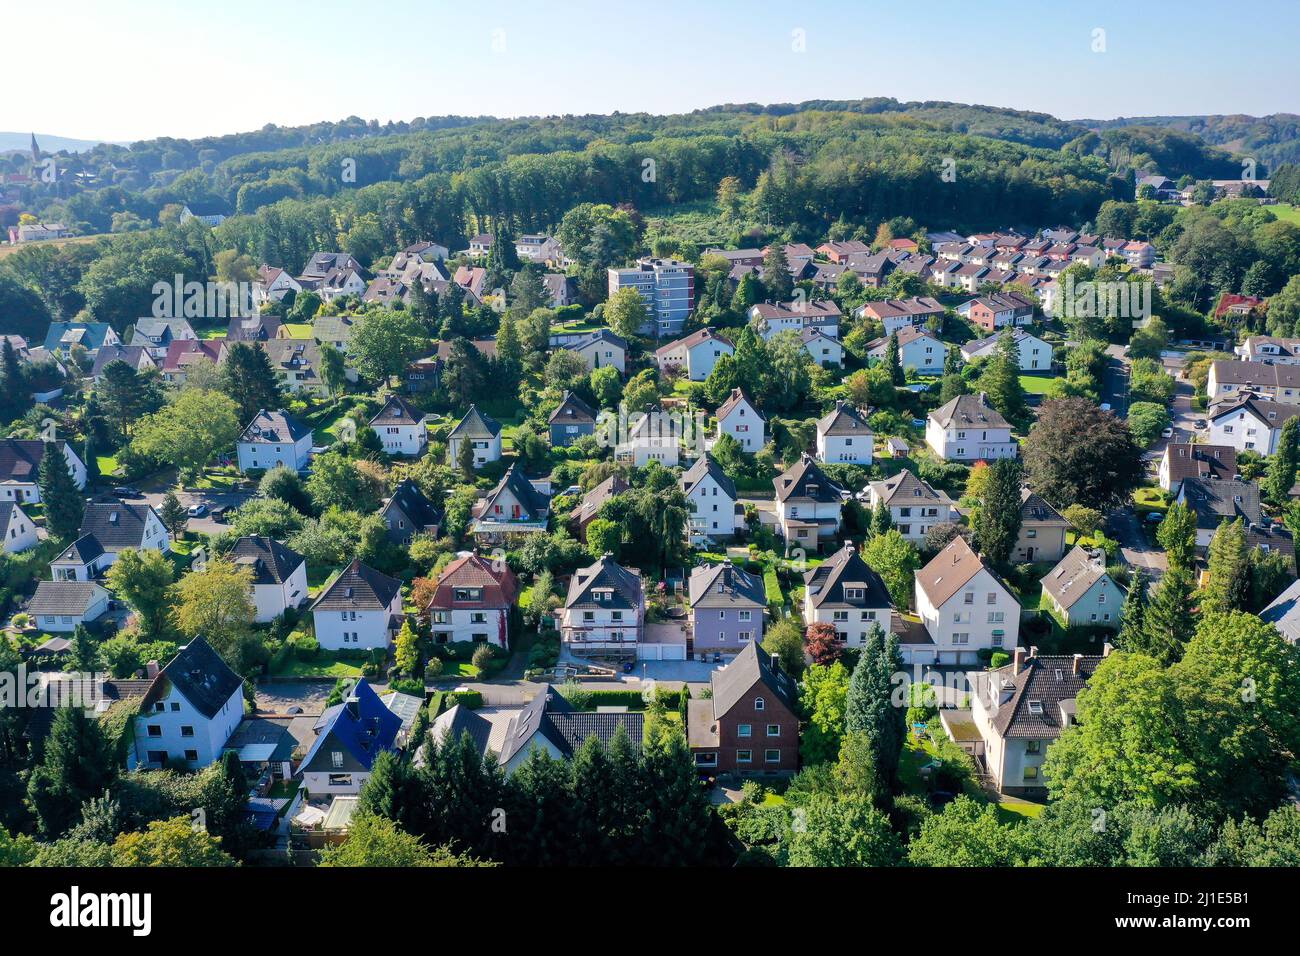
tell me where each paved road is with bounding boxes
[1109,507,1167,580]
[1102,345,1131,416]
[1143,378,1199,466]
[135,486,256,535]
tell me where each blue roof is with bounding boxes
[43,322,115,353]
[299,679,401,771]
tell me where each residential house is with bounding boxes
[1040,546,1123,629]
[606,258,694,337]
[817,239,870,262]
[687,641,800,775]
[1238,336,1300,365]
[959,647,1107,796]
[50,496,169,581]
[568,475,630,543]
[226,313,283,343]
[1158,443,1237,494]
[548,391,597,447]
[748,300,841,340]
[961,329,1053,371]
[471,464,551,542]
[854,297,945,335]
[310,560,404,651]
[654,328,734,381]
[161,338,225,384]
[254,265,302,303]
[179,202,231,227]
[957,292,1036,331]
[1208,391,1300,455]
[802,543,893,648]
[1175,476,1264,551]
[43,322,120,357]
[447,405,503,469]
[452,265,488,300]
[468,234,493,257]
[560,557,645,658]
[926,393,1018,462]
[403,356,442,394]
[543,273,574,308]
[816,401,873,465]
[867,326,945,374]
[772,454,844,547]
[863,470,957,545]
[1014,490,1070,563]
[914,536,1020,664]
[515,234,566,266]
[27,581,111,632]
[1261,579,1300,644]
[236,409,313,473]
[617,406,682,468]
[128,317,197,358]
[298,251,365,286]
[703,248,765,269]
[90,344,157,381]
[379,478,443,545]
[229,536,307,623]
[297,679,401,798]
[369,395,427,457]
[1207,360,1300,404]
[715,387,765,453]
[262,339,327,397]
[134,638,245,770]
[688,562,766,657]
[423,552,518,647]
[0,501,37,553]
[680,453,738,545]
[0,439,86,504]
[558,329,627,373]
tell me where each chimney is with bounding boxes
[1102,642,1114,657]
[345,694,360,721]
[146,660,160,679]
[1072,653,1083,675]
[1028,645,1038,658]
[1012,646,1026,676]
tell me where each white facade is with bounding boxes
[429,607,511,646]
[802,331,844,367]
[915,567,1020,665]
[925,417,1018,462]
[863,493,956,545]
[657,335,732,381]
[775,497,842,545]
[237,432,313,473]
[802,593,891,648]
[1208,404,1287,455]
[1,504,38,553]
[716,395,765,452]
[135,683,243,769]
[816,430,872,465]
[314,596,401,651]
[870,332,944,374]
[373,419,428,457]
[448,433,502,469]
[33,584,111,632]
[252,561,308,623]
[566,336,627,373]
[0,444,87,504]
[684,471,737,542]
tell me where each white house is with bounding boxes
[255,266,302,304]
[748,300,842,340]
[863,470,957,545]
[926,393,1018,462]
[236,409,313,473]
[311,560,404,652]
[1207,360,1300,404]
[960,329,1053,372]
[617,407,681,468]
[800,327,844,367]
[447,405,502,469]
[1207,391,1300,455]
[230,536,308,623]
[715,388,765,452]
[50,497,170,582]
[1039,546,1123,629]
[0,501,38,553]
[914,536,1020,664]
[558,329,627,374]
[1157,443,1237,494]
[802,543,894,648]
[680,453,738,545]
[423,552,519,647]
[772,455,844,547]
[867,327,945,374]
[560,557,645,659]
[816,402,873,465]
[27,581,111,632]
[654,328,733,381]
[134,638,245,769]
[296,679,401,798]
[0,439,87,504]
[369,395,427,457]
[128,317,197,359]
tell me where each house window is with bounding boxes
[738,610,752,622]
[952,633,970,645]
[754,697,765,711]
[736,750,753,764]
[766,724,780,737]
[738,724,752,737]
[963,592,974,605]
[147,725,161,737]
[184,750,198,763]
[331,751,344,769]
[328,774,353,787]
[1023,766,1039,780]
[764,749,781,763]
[1026,740,1041,754]
[180,726,194,738]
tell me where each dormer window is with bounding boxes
[754,697,765,711]
[1028,701,1044,715]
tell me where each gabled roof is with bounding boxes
[301,679,401,772]
[140,637,243,720]
[1040,546,1114,610]
[773,454,843,503]
[929,392,1011,430]
[229,536,305,586]
[448,404,501,439]
[239,409,311,445]
[868,469,951,508]
[0,439,65,484]
[655,327,733,357]
[916,536,1003,608]
[680,453,737,501]
[1208,391,1300,429]
[564,557,643,611]
[226,313,282,342]
[53,533,104,566]
[497,684,643,764]
[802,543,893,610]
[688,562,765,609]
[0,501,29,536]
[425,553,518,611]
[570,475,630,526]
[382,479,443,532]
[561,329,627,353]
[710,641,797,718]
[716,387,764,423]
[1261,579,1300,644]
[162,338,225,371]
[90,345,155,378]
[1211,359,1300,389]
[977,653,1105,738]
[1162,443,1236,486]
[547,390,596,426]
[78,497,161,551]
[866,325,940,352]
[1020,489,1068,526]
[311,559,401,611]
[262,338,322,378]
[817,401,872,437]
[368,394,423,427]
[1178,476,1262,530]
[475,464,551,521]
[858,297,943,320]
[43,322,115,353]
[28,581,109,616]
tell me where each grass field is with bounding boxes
[1018,373,1057,395]
[1268,203,1300,226]
[282,323,313,339]
[0,233,106,260]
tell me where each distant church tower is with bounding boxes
[29,133,40,163]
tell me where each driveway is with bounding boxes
[1109,507,1166,580]
[136,486,256,535]
[1102,345,1131,416]
[1143,379,1199,464]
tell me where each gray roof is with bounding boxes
[565,557,643,611]
[78,497,161,551]
[497,685,643,764]
[0,439,67,484]
[368,395,424,427]
[448,404,501,439]
[1178,477,1262,531]
[476,464,551,521]
[817,401,872,437]
[710,641,797,719]
[226,313,282,342]
[1261,579,1300,644]
[229,536,305,586]
[239,409,311,445]
[1211,359,1300,389]
[977,653,1105,739]
[382,479,443,531]
[1020,489,1068,526]
[141,637,244,720]
[929,392,1011,430]
[311,559,401,611]
[773,454,843,504]
[688,562,765,610]
[53,533,105,566]
[802,543,893,610]
[680,453,737,501]
[1040,546,1114,610]
[548,390,596,426]
[570,475,630,526]
[1161,444,1236,486]
[869,469,952,508]
[28,581,107,615]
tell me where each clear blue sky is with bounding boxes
[13,0,1300,142]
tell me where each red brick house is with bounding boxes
[687,641,800,776]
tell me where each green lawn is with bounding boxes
[269,652,364,678]
[995,797,1045,823]
[1267,203,1300,227]
[282,323,313,339]
[95,454,119,477]
[1018,374,1056,395]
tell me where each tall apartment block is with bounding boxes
[607,257,694,337]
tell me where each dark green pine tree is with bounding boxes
[1115,567,1149,652]
[884,332,904,385]
[220,342,285,423]
[26,706,116,836]
[570,733,620,865]
[69,623,99,672]
[1266,417,1299,504]
[159,489,188,540]
[504,746,575,866]
[422,729,506,858]
[0,338,21,422]
[356,749,419,831]
[39,441,84,540]
[636,733,714,865]
[1140,566,1197,665]
[845,625,906,797]
[761,244,794,301]
[974,457,1024,564]
[82,435,99,487]
[869,499,893,539]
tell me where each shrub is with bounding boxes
[446,689,483,709]
[424,658,444,679]
[389,677,425,696]
[989,651,1010,669]
[293,634,320,660]
[471,643,496,672]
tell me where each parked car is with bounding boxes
[187,503,208,517]
[112,486,142,498]
[210,504,231,522]
[1161,427,1174,438]
[1100,403,1112,412]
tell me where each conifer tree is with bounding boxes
[38,441,83,540]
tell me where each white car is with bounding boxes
[1099,402,1112,412]
[1161,427,1174,438]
